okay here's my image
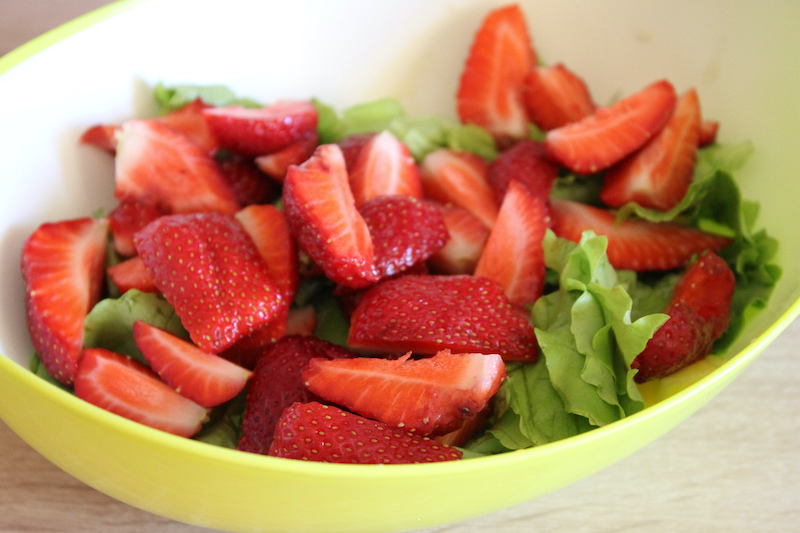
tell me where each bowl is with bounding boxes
[1,1,799,532]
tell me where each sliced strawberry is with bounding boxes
[348,130,424,208]
[202,100,318,157]
[668,251,735,338]
[435,405,492,447]
[545,79,677,174]
[486,139,558,204]
[268,402,463,464]
[285,305,317,337]
[523,63,595,131]
[74,347,209,437]
[474,180,550,306]
[427,203,489,275]
[237,335,356,455]
[254,130,319,182]
[132,320,252,408]
[216,155,280,207]
[347,274,538,362]
[282,144,379,288]
[359,195,449,279]
[419,148,499,228]
[21,217,108,385]
[80,124,120,153]
[107,256,158,294]
[698,119,719,148]
[216,315,288,371]
[155,98,219,154]
[336,133,375,170]
[600,88,702,211]
[108,199,167,258]
[548,199,733,271]
[134,212,285,354]
[303,350,506,436]
[115,120,240,214]
[456,4,536,144]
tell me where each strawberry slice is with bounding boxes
[154,98,219,154]
[303,350,506,436]
[107,199,167,257]
[698,119,719,148]
[115,120,240,215]
[545,79,677,174]
[268,402,463,464]
[237,335,356,455]
[523,63,595,131]
[80,124,120,154]
[668,251,735,338]
[107,256,158,294]
[456,4,536,144]
[347,274,538,362]
[254,130,319,182]
[132,321,252,408]
[336,133,375,171]
[282,144,379,288]
[427,203,489,275]
[285,305,317,337]
[348,130,424,208]
[74,348,209,437]
[134,212,285,354]
[21,217,108,385]
[600,88,702,211]
[486,139,558,204]
[216,155,280,207]
[474,180,550,306]
[419,148,499,229]
[202,100,318,157]
[548,199,733,271]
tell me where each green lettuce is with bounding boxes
[153,82,261,114]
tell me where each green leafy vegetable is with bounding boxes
[153,82,261,114]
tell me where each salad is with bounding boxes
[20,4,779,464]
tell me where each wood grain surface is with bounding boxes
[1,2,798,532]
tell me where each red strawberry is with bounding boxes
[435,405,492,447]
[216,315,288,371]
[134,212,285,354]
[698,119,719,148]
[282,144,379,288]
[216,155,280,207]
[347,274,538,362]
[548,199,733,271]
[254,130,319,182]
[285,305,317,337]
[668,251,735,338]
[268,402,463,464]
[336,133,375,170]
[115,120,240,214]
[419,148,499,229]
[107,256,158,294]
[348,130,424,208]
[80,124,120,154]
[456,4,536,144]
[523,63,595,131]
[474,180,550,306]
[427,203,489,275]
[486,139,558,204]
[108,199,167,257]
[545,79,677,174]
[74,347,209,437]
[600,88,702,211]
[303,350,506,436]
[237,335,356,455]
[359,195,449,279]
[154,98,219,154]
[132,320,252,408]
[202,100,318,157]
[21,217,108,385]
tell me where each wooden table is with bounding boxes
[1,2,798,532]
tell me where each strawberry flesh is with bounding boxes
[486,139,557,205]
[107,256,158,294]
[523,63,595,131]
[427,203,489,275]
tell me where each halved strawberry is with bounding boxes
[668,250,735,338]
[202,100,318,157]
[254,130,319,182]
[216,155,280,207]
[107,256,158,294]
[456,4,536,144]
[347,274,538,362]
[132,320,252,408]
[474,180,550,306]
[545,79,677,174]
[419,148,499,228]
[155,98,219,154]
[548,199,733,271]
[600,88,702,211]
[427,203,489,275]
[268,402,463,464]
[435,405,492,447]
[698,119,719,148]
[80,124,120,154]
[523,63,595,131]
[282,144,379,288]
[285,305,317,336]
[486,139,557,204]
[107,199,167,258]
[336,133,375,171]
[303,350,506,436]
[74,347,209,437]
[21,217,108,385]
[115,120,240,214]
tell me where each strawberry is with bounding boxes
[419,148,499,229]
[548,199,733,271]
[435,405,492,447]
[202,100,318,157]
[456,4,536,145]
[154,98,219,154]
[268,402,463,464]
[107,199,167,257]
[545,79,677,174]
[254,130,319,182]
[600,88,702,211]
[107,256,158,294]
[359,195,449,279]
[698,119,719,148]
[347,274,538,362]
[474,180,550,306]
[427,203,489,275]
[237,335,356,455]
[486,139,557,205]
[668,250,735,338]
[80,124,120,154]
[132,320,252,408]
[134,212,285,354]
[285,305,317,336]
[336,133,375,170]
[348,130,424,208]
[282,144,379,288]
[115,120,240,215]
[216,316,288,371]
[74,347,209,437]
[21,217,108,385]
[523,63,595,131]
[216,155,280,207]
[303,350,506,436]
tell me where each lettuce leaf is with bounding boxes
[153,82,261,114]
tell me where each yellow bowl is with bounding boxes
[1,1,799,532]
